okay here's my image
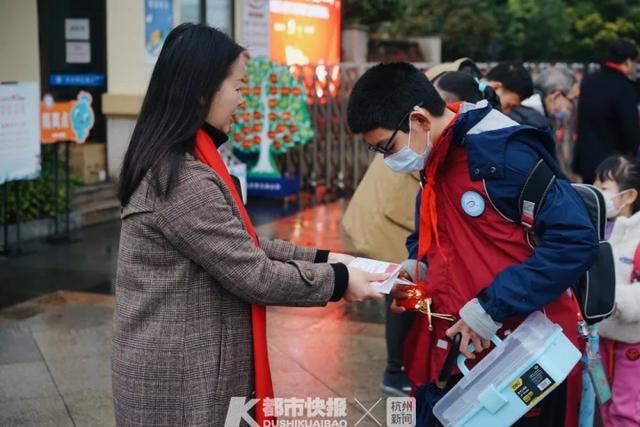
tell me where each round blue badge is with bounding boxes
[461,191,485,217]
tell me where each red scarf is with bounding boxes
[605,61,629,77]
[194,128,274,425]
[416,103,461,268]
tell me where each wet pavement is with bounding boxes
[0,292,389,427]
[0,198,394,426]
[0,222,118,310]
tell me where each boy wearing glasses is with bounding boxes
[347,62,598,427]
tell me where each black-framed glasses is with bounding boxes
[367,101,424,155]
[559,90,577,104]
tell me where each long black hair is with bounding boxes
[435,71,501,110]
[118,23,245,206]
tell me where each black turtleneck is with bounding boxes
[201,121,229,148]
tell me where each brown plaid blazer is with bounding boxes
[112,154,337,426]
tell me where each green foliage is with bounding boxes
[0,145,80,226]
[498,0,570,60]
[342,0,640,61]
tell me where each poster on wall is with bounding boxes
[145,0,174,64]
[241,0,270,57]
[0,82,41,185]
[40,92,95,144]
[270,0,341,65]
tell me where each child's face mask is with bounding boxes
[383,110,432,173]
[602,189,632,219]
[383,127,432,173]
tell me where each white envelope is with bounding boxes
[348,257,414,294]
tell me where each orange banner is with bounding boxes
[40,91,95,144]
[270,0,341,65]
[41,98,74,144]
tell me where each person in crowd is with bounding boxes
[523,66,579,122]
[522,66,580,176]
[425,57,482,82]
[573,39,640,184]
[112,23,385,427]
[347,62,598,426]
[433,70,501,109]
[593,156,640,427]
[485,62,551,130]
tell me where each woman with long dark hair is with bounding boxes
[112,23,383,426]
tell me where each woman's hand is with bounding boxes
[328,252,355,265]
[344,267,386,303]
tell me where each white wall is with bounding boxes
[104,0,180,178]
[107,118,136,179]
[106,0,182,94]
[0,0,40,83]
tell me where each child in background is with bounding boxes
[593,155,640,427]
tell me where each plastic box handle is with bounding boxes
[457,335,503,376]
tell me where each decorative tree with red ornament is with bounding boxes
[231,56,314,177]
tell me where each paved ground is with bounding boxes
[0,200,398,426]
[0,291,389,427]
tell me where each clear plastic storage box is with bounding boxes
[433,311,581,427]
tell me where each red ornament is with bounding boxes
[626,348,640,361]
[396,284,428,311]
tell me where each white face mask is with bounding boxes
[383,122,432,173]
[602,189,631,219]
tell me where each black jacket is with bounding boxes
[508,104,552,132]
[508,104,556,159]
[573,66,640,183]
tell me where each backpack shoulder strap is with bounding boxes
[518,159,556,230]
